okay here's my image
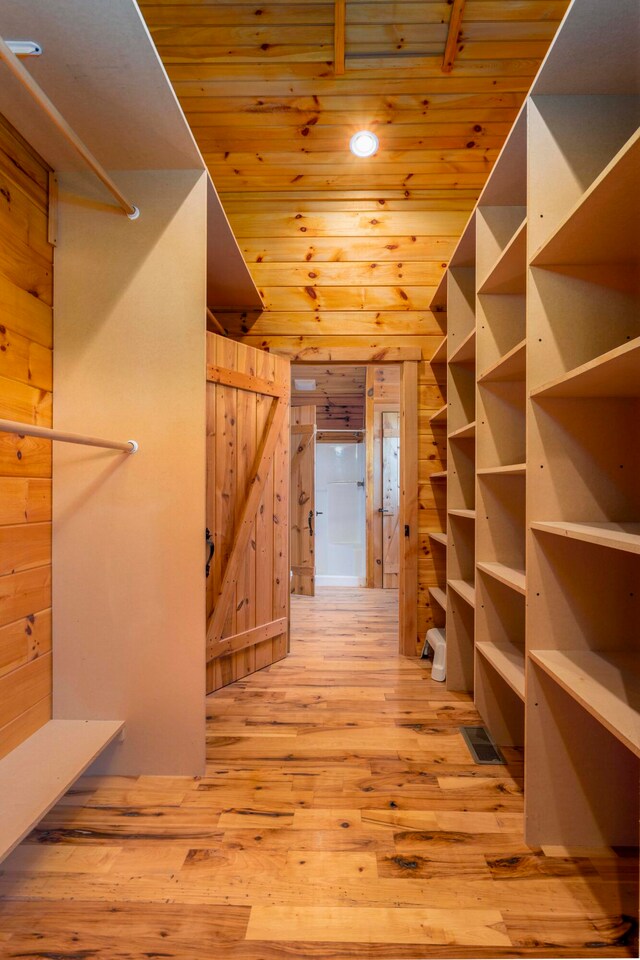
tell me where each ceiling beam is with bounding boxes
[334,0,346,76]
[442,0,466,74]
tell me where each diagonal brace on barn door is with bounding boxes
[206,393,288,657]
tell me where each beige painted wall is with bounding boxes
[52,169,207,775]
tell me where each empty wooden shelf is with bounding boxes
[430,470,447,481]
[476,640,525,700]
[477,561,526,595]
[478,339,526,384]
[448,578,475,608]
[449,328,476,365]
[449,508,476,520]
[449,420,476,441]
[529,649,640,758]
[429,586,447,610]
[431,337,448,364]
[531,128,640,268]
[531,336,640,398]
[449,510,476,520]
[477,463,526,477]
[531,520,640,555]
[478,219,527,295]
[0,720,124,864]
[428,531,447,547]
[429,404,448,424]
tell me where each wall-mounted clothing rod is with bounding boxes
[0,419,138,453]
[0,33,139,220]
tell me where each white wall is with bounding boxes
[315,442,366,586]
[52,169,207,775]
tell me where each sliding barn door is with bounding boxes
[381,411,400,588]
[290,405,316,596]
[206,334,290,693]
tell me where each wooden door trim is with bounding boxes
[207,364,285,398]
[399,361,419,656]
[208,617,287,660]
[207,393,288,651]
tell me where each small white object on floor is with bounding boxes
[424,627,446,682]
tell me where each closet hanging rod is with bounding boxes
[0,419,138,454]
[0,33,140,220]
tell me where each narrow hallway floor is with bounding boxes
[0,588,636,958]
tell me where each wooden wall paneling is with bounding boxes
[365,368,376,588]
[290,404,316,596]
[365,366,401,589]
[0,116,52,761]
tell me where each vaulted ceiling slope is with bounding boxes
[140,0,569,333]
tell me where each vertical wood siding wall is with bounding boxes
[0,116,53,758]
[225,197,462,652]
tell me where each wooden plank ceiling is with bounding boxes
[140,0,569,334]
[291,364,366,430]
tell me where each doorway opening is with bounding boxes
[290,363,402,618]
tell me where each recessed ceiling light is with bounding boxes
[350,130,379,158]
[294,378,316,391]
[5,40,43,56]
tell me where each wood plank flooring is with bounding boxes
[0,587,637,958]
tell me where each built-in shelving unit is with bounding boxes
[473,106,527,747]
[526,0,640,852]
[427,273,449,636]
[436,0,640,878]
[445,213,477,692]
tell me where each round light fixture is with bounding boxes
[349,130,379,158]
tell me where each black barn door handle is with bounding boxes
[206,527,214,578]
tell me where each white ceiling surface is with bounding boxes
[0,0,263,311]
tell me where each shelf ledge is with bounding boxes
[449,420,476,441]
[447,578,475,608]
[0,719,125,865]
[477,561,526,595]
[478,339,526,384]
[429,586,447,610]
[530,128,640,269]
[530,649,640,759]
[531,336,640,399]
[478,219,527,295]
[431,336,448,365]
[449,327,476,365]
[429,404,448,425]
[428,531,447,547]
[430,470,447,481]
[476,641,525,700]
[532,520,640,556]
[477,463,526,477]
[449,508,476,520]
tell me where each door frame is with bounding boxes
[285,349,419,657]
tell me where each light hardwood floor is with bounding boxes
[0,588,636,958]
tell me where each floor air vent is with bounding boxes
[460,725,504,765]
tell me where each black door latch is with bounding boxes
[206,527,215,577]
